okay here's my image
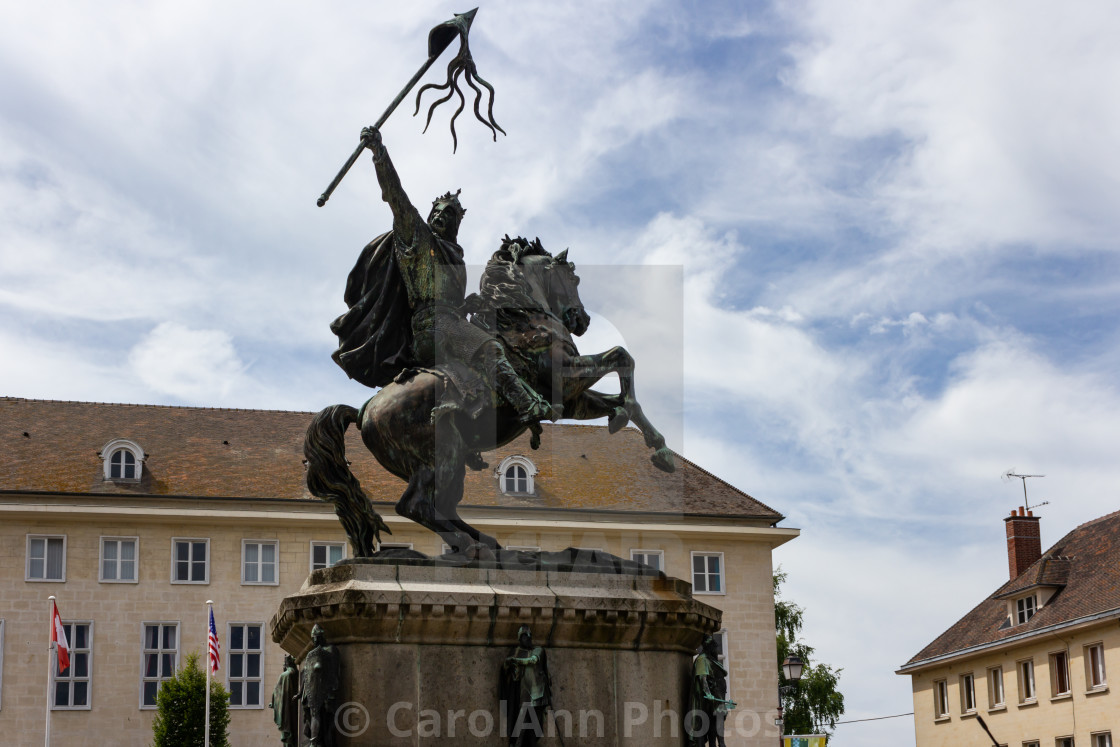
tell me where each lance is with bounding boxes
[317,8,490,207]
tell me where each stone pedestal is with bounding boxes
[270,558,722,746]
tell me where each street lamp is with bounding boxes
[778,655,804,741]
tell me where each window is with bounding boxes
[100,537,138,582]
[1091,733,1112,747]
[496,455,537,495]
[1018,659,1036,702]
[934,679,949,718]
[631,549,663,571]
[1050,651,1071,696]
[505,464,528,493]
[27,535,66,581]
[310,542,345,572]
[1023,742,1040,747]
[172,539,208,583]
[1056,737,1075,747]
[691,552,723,594]
[1086,642,1107,689]
[960,672,976,713]
[141,623,178,708]
[227,624,263,708]
[99,439,145,481]
[53,622,91,709]
[988,666,1005,708]
[242,541,278,585]
[1017,595,1037,624]
[378,542,414,551]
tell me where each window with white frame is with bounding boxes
[242,541,278,585]
[1056,737,1075,747]
[691,552,723,594]
[100,537,138,582]
[27,535,66,581]
[988,666,1005,708]
[172,539,208,583]
[631,549,663,572]
[53,622,91,709]
[227,623,263,708]
[1016,595,1037,624]
[1023,742,1040,747]
[99,439,145,481]
[1018,658,1036,702]
[310,542,345,572]
[1086,642,1107,689]
[378,542,414,552]
[1050,651,1071,696]
[933,679,949,718]
[496,455,537,495]
[141,623,178,708]
[960,672,976,713]
[1092,733,1112,747]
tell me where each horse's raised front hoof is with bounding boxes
[608,408,629,434]
[651,446,676,473]
[529,423,542,450]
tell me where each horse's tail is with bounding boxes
[304,404,391,557]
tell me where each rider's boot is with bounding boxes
[481,343,557,424]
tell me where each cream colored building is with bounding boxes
[1,397,797,746]
[898,508,1119,747]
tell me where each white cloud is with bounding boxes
[128,322,247,403]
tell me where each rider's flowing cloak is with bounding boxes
[330,232,414,388]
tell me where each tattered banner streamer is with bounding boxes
[414,49,505,153]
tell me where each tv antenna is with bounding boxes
[1002,470,1049,512]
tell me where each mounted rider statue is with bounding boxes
[330,126,555,434]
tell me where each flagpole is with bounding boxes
[45,596,55,747]
[205,600,213,747]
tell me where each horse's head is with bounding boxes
[543,248,590,337]
[496,236,589,337]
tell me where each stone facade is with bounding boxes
[900,509,1120,747]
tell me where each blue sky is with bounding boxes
[4,2,1120,744]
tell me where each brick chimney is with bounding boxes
[1004,506,1041,580]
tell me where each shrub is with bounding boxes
[151,651,231,747]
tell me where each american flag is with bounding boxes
[207,607,220,673]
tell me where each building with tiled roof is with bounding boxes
[897,507,1119,747]
[0,397,797,745]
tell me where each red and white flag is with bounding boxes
[50,600,70,673]
[207,607,220,674]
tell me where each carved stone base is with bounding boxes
[270,559,721,746]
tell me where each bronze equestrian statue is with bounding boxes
[305,130,675,556]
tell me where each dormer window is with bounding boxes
[99,439,146,482]
[1016,594,1036,624]
[496,455,537,495]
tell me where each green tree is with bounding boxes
[775,568,845,736]
[151,651,231,747]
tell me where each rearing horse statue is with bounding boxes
[304,236,675,556]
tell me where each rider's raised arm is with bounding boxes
[362,126,424,244]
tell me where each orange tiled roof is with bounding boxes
[0,397,780,520]
[903,510,1120,668]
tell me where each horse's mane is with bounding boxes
[474,235,554,317]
